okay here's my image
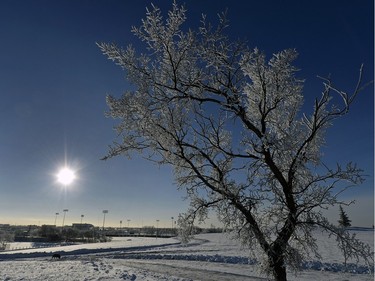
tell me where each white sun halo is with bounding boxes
[57,167,76,185]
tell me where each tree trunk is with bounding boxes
[272,262,287,281]
[270,254,287,281]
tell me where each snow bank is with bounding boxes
[0,237,180,260]
[0,229,373,280]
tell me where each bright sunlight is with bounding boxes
[56,167,76,185]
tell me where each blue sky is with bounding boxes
[0,0,373,228]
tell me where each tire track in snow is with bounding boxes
[122,260,268,281]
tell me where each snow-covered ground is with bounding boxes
[0,229,373,281]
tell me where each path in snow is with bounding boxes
[121,260,267,281]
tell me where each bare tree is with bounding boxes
[98,2,373,280]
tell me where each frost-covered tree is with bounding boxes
[98,2,373,280]
[338,205,352,228]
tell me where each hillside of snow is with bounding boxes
[0,229,373,281]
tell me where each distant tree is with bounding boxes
[39,225,62,242]
[98,2,373,280]
[338,205,352,228]
[0,230,13,250]
[61,228,79,242]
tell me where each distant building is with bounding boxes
[72,223,94,231]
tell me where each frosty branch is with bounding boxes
[98,2,373,280]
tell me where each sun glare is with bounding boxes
[56,167,76,185]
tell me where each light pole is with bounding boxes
[102,210,108,230]
[54,213,59,226]
[171,217,174,229]
[62,209,68,227]
[127,219,131,228]
[120,220,123,229]
[80,214,84,224]
[156,219,159,238]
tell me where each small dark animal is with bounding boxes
[52,253,61,259]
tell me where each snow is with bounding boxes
[0,229,373,281]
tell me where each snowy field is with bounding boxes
[0,229,373,281]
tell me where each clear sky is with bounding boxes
[0,0,373,228]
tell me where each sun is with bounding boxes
[56,167,76,185]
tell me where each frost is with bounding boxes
[98,1,373,280]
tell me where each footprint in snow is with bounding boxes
[120,271,136,281]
